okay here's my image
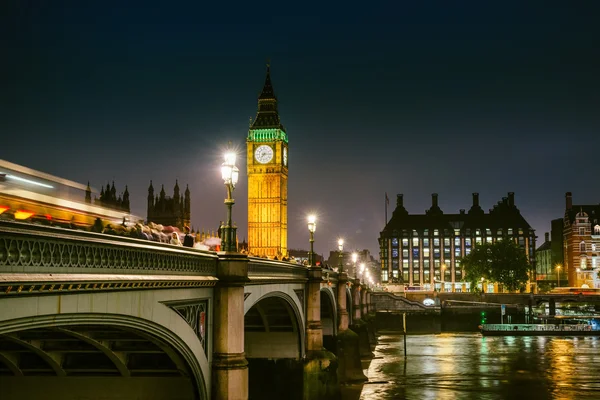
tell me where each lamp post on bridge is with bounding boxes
[351,252,358,277]
[307,215,316,266]
[220,151,239,252]
[338,238,344,273]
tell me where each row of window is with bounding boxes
[389,228,530,237]
[578,225,600,235]
[579,242,598,252]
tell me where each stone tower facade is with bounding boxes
[246,65,288,258]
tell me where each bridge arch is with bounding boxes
[244,290,305,359]
[0,290,211,400]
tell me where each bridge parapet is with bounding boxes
[0,221,218,296]
[247,257,307,282]
[0,220,218,276]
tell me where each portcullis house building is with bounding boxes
[379,192,536,293]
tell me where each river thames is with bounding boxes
[353,333,600,400]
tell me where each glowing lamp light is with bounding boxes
[221,152,239,187]
[307,215,316,233]
[338,238,344,252]
[14,210,35,220]
[352,252,358,263]
[0,205,9,215]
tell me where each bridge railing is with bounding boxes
[247,257,308,282]
[0,220,218,276]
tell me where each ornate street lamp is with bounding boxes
[556,264,562,287]
[338,238,344,273]
[220,151,239,252]
[307,215,316,266]
[352,252,358,277]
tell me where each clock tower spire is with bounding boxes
[247,64,289,258]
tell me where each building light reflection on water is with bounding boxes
[359,334,600,399]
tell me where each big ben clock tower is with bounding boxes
[247,64,288,258]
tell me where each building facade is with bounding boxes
[147,180,190,230]
[563,192,600,287]
[535,232,553,281]
[246,65,289,258]
[379,192,536,292]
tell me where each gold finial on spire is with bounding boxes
[266,58,270,70]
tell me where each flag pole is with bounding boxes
[385,192,388,224]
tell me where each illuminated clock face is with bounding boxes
[283,147,288,166]
[254,145,274,164]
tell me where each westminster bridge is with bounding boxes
[0,220,375,400]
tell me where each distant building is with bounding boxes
[562,192,600,287]
[147,180,190,230]
[536,232,553,281]
[324,249,378,282]
[86,181,130,213]
[379,192,536,292]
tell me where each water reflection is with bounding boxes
[357,333,600,400]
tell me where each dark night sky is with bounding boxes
[1,1,599,257]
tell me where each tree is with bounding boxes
[459,239,531,292]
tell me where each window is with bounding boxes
[403,260,409,270]
[444,238,450,246]
[595,225,600,235]
[402,238,409,247]
[455,248,461,257]
[454,237,460,247]
[592,244,596,252]
[382,270,389,282]
[508,228,513,235]
[423,248,430,257]
[476,237,482,245]
[497,229,503,236]
[486,236,493,243]
[402,271,408,281]
[423,238,430,247]
[465,238,472,247]
[434,229,439,236]
[580,227,585,235]
[392,237,399,246]
[402,249,409,258]
[413,272,420,283]
[412,238,419,247]
[486,229,491,235]
[392,248,399,258]
[475,229,481,236]
[581,258,587,269]
[434,238,440,246]
[580,242,586,252]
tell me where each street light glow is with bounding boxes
[307,215,316,233]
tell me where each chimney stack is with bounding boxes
[508,192,515,207]
[566,192,572,210]
[502,197,508,205]
[460,209,465,215]
[432,193,438,208]
[472,193,479,207]
[397,194,404,208]
[545,232,549,243]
